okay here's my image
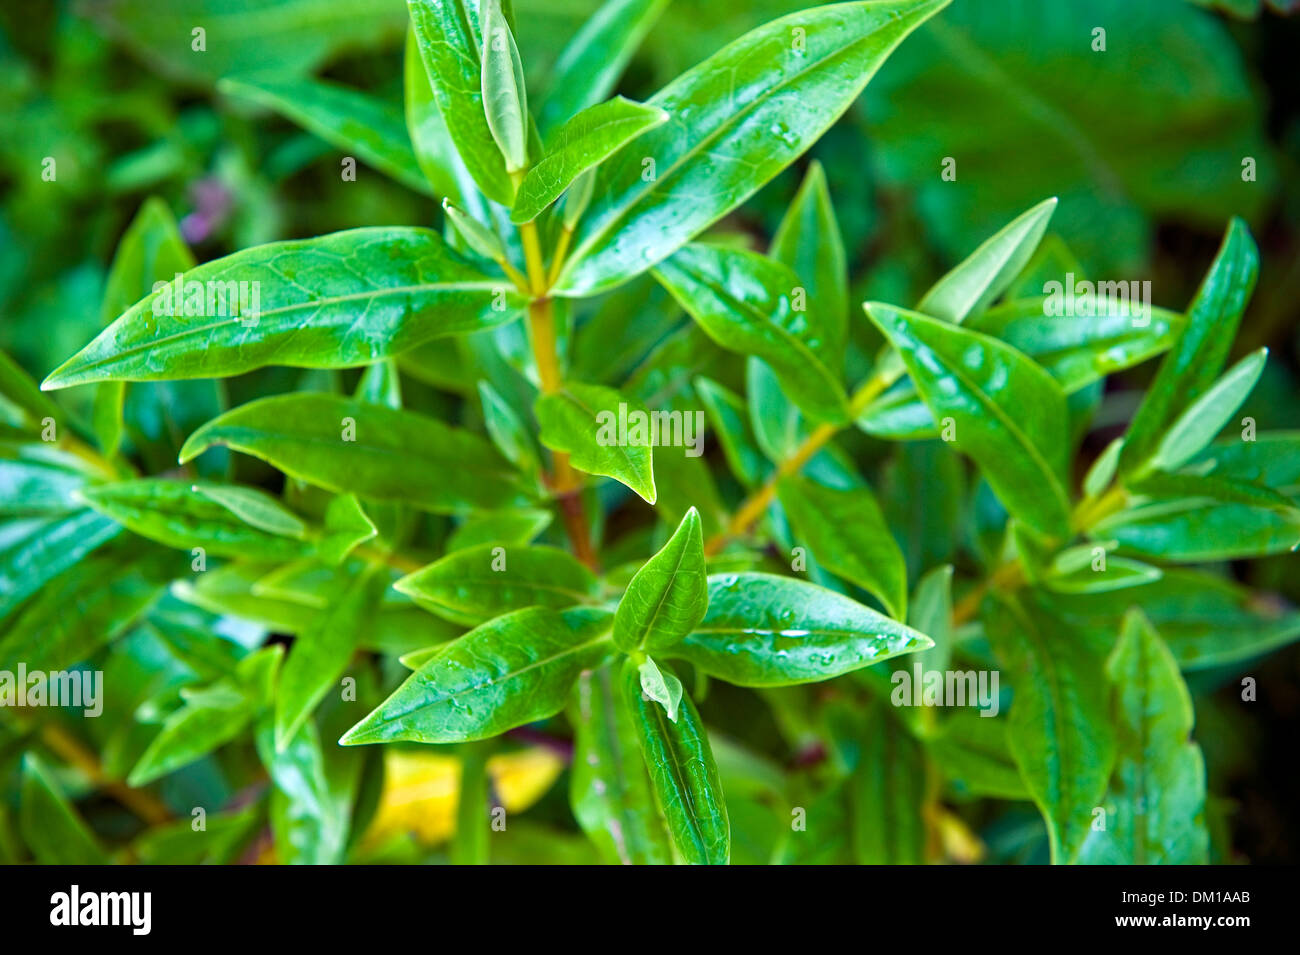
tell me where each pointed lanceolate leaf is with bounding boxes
[512,97,668,224]
[777,473,908,619]
[569,664,675,864]
[78,479,312,560]
[128,646,282,786]
[20,753,110,865]
[613,507,707,653]
[915,197,1057,323]
[866,302,1071,539]
[656,244,848,423]
[1092,496,1300,562]
[620,657,729,864]
[407,0,515,204]
[405,25,471,202]
[636,655,684,722]
[43,228,524,389]
[275,566,385,749]
[850,706,927,864]
[395,543,599,626]
[985,596,1116,864]
[1119,218,1259,475]
[218,76,432,194]
[555,0,950,295]
[1078,611,1208,864]
[535,381,656,502]
[179,393,530,515]
[341,606,615,744]
[769,160,848,361]
[480,0,529,173]
[537,0,669,135]
[670,573,932,686]
[1,510,121,621]
[693,376,766,488]
[1146,347,1268,474]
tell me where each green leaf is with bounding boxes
[1120,218,1259,475]
[256,715,357,865]
[770,160,849,362]
[929,709,1028,801]
[43,228,524,389]
[480,0,529,173]
[537,0,669,135]
[341,606,615,744]
[0,443,95,516]
[1043,547,1162,595]
[128,645,282,786]
[865,302,1071,538]
[656,244,848,423]
[613,507,707,653]
[777,473,908,620]
[0,348,61,432]
[405,25,471,202]
[985,596,1116,864]
[850,707,926,864]
[180,393,529,515]
[275,566,385,750]
[620,657,729,864]
[916,197,1057,323]
[20,753,110,865]
[694,376,765,487]
[569,664,675,864]
[218,76,432,194]
[1092,496,1300,562]
[1192,431,1300,496]
[408,0,515,205]
[0,510,122,621]
[79,479,311,560]
[1078,611,1209,864]
[908,563,954,673]
[1042,569,1300,672]
[1146,347,1268,474]
[0,552,171,674]
[535,381,656,502]
[395,543,599,626]
[671,573,932,687]
[446,508,552,551]
[636,655,684,722]
[555,0,949,295]
[512,97,668,224]
[477,379,539,475]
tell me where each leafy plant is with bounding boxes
[3,0,1297,866]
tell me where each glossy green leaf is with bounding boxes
[569,664,675,865]
[535,381,656,502]
[478,379,540,476]
[218,76,432,194]
[613,506,707,652]
[1119,218,1259,475]
[1093,496,1300,562]
[1192,431,1300,496]
[1146,347,1268,474]
[554,0,949,295]
[341,606,615,744]
[512,97,667,224]
[445,508,552,551]
[908,563,953,673]
[537,0,669,135]
[866,302,1071,538]
[256,715,356,865]
[395,543,599,626]
[275,566,385,749]
[916,198,1057,323]
[408,0,515,204]
[0,510,122,621]
[620,657,728,864]
[43,228,524,389]
[770,160,848,361]
[985,596,1116,864]
[636,655,684,722]
[0,349,60,432]
[20,753,110,865]
[0,443,95,516]
[128,645,282,786]
[930,709,1028,801]
[1078,611,1208,864]
[180,393,530,514]
[79,479,311,560]
[656,244,848,423]
[480,0,529,173]
[405,25,470,202]
[670,573,932,687]
[777,473,907,620]
[1043,547,1162,595]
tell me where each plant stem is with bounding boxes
[517,221,597,570]
[40,723,171,824]
[704,367,895,555]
